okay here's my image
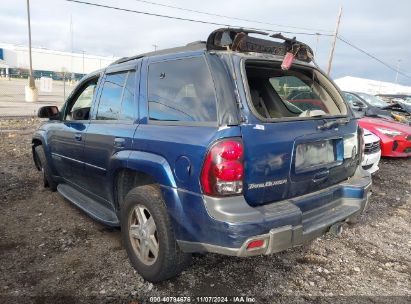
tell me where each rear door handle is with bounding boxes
[74,133,82,141]
[114,137,125,148]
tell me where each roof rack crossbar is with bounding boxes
[109,41,206,66]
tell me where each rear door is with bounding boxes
[81,63,140,202]
[239,61,359,206]
[133,54,222,194]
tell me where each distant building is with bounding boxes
[0,43,118,80]
[334,76,411,95]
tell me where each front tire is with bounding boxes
[34,145,57,191]
[121,185,191,282]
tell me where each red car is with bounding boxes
[358,117,411,157]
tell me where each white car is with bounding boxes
[362,128,381,174]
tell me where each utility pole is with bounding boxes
[395,59,401,83]
[70,15,74,81]
[25,0,38,102]
[82,50,85,75]
[326,7,343,76]
[152,44,158,51]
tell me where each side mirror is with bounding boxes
[38,106,59,119]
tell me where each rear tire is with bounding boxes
[121,185,191,282]
[35,145,57,191]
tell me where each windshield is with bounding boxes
[343,92,366,108]
[356,92,389,108]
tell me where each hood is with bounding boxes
[359,117,411,134]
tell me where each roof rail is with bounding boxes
[109,41,206,66]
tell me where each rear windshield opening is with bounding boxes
[244,61,347,119]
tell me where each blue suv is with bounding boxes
[33,29,371,282]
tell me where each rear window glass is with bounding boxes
[245,62,346,119]
[148,57,217,122]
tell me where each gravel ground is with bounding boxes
[0,119,410,304]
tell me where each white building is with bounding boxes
[334,76,411,95]
[0,43,118,77]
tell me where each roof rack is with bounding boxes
[110,28,314,66]
[206,28,313,62]
[110,41,206,66]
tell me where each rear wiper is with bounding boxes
[317,118,350,130]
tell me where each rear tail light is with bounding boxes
[201,138,244,196]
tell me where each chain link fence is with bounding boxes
[0,71,77,120]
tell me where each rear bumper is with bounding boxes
[178,168,371,257]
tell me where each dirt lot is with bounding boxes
[0,119,410,304]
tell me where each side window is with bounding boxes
[66,78,98,121]
[119,71,136,120]
[147,57,217,122]
[96,71,137,121]
[96,73,127,120]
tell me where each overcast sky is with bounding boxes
[1,0,410,85]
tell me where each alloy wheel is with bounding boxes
[128,205,159,266]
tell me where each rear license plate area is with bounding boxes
[295,140,335,173]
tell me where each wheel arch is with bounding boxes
[111,151,177,211]
[32,137,44,170]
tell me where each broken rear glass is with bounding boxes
[245,61,347,119]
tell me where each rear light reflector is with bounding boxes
[247,239,265,250]
[201,138,244,196]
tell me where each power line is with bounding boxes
[65,0,410,79]
[337,35,411,79]
[64,0,332,37]
[132,0,333,34]
[66,0,229,27]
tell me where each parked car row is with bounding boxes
[358,117,411,158]
[343,91,410,125]
[33,28,405,282]
[341,91,411,164]
[361,128,381,174]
